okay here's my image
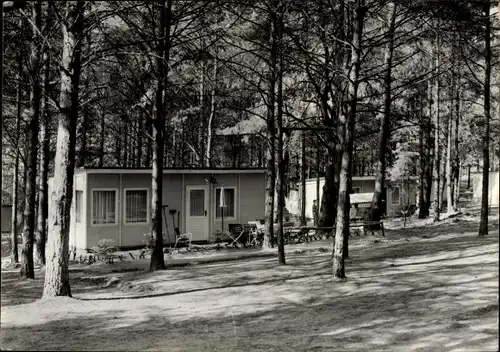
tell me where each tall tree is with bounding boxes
[418,83,433,218]
[370,1,397,222]
[264,3,279,249]
[333,0,366,279]
[452,45,461,212]
[300,131,306,226]
[10,48,23,264]
[35,1,53,266]
[43,1,85,297]
[446,72,453,213]
[478,0,491,236]
[432,28,441,222]
[150,0,172,271]
[77,28,91,168]
[205,55,217,167]
[20,1,42,279]
[275,1,286,265]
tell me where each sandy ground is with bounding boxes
[1,209,498,351]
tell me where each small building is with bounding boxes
[1,204,12,233]
[296,175,418,220]
[50,168,266,250]
[472,171,499,205]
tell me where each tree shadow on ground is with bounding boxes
[1,218,498,351]
[2,227,497,305]
[1,265,497,352]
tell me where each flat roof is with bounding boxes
[75,167,266,175]
[306,175,419,182]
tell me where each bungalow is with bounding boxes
[471,171,499,205]
[294,175,419,221]
[49,168,266,250]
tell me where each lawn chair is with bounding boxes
[173,232,192,253]
[243,223,259,246]
[227,223,245,248]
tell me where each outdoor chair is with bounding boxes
[227,224,245,248]
[173,232,192,252]
[243,223,259,246]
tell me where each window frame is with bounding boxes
[90,188,119,227]
[351,187,361,194]
[123,188,150,225]
[75,190,83,223]
[214,186,237,220]
[391,186,400,205]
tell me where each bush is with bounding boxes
[142,233,154,251]
[90,239,119,264]
[139,233,155,259]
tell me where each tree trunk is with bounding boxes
[11,50,23,264]
[316,142,320,207]
[432,31,441,222]
[43,0,85,297]
[199,60,205,167]
[99,111,105,167]
[479,2,491,236]
[370,1,396,222]
[35,2,53,266]
[116,124,122,166]
[275,3,285,265]
[446,96,453,213]
[21,1,42,279]
[453,66,460,212]
[205,55,217,167]
[145,118,152,167]
[263,5,278,249]
[440,145,446,213]
[123,117,128,167]
[137,113,143,167]
[300,132,307,226]
[77,30,91,167]
[333,0,365,279]
[150,0,172,270]
[418,90,432,218]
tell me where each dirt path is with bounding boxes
[1,213,498,351]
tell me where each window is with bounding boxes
[75,190,83,223]
[92,190,117,225]
[125,189,148,224]
[189,189,205,216]
[216,188,235,218]
[391,187,400,205]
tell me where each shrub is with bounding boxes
[90,239,119,264]
[139,233,155,259]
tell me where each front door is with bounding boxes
[186,186,209,241]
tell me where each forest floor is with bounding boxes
[1,205,499,351]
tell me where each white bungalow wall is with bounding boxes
[48,171,87,250]
[81,171,266,249]
[472,172,499,205]
[293,177,418,220]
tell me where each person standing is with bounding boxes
[312,200,319,226]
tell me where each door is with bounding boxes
[186,186,209,241]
